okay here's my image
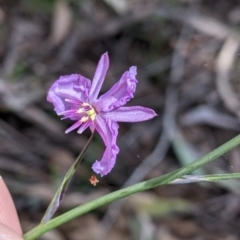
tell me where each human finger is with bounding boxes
[0,222,23,240]
[0,177,22,236]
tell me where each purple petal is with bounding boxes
[92,115,119,176]
[47,74,91,115]
[102,106,157,122]
[89,53,109,103]
[94,66,138,112]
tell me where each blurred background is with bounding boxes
[1,0,240,239]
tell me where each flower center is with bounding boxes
[77,102,96,122]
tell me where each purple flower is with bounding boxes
[47,53,157,177]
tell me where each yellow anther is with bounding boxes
[89,112,96,121]
[87,108,95,116]
[81,116,89,122]
[77,102,96,121]
[77,108,84,113]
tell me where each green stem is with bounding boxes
[41,131,95,223]
[23,134,240,240]
[170,172,240,184]
[201,173,240,181]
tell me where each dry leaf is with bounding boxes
[49,0,72,46]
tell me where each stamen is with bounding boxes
[77,102,96,121]
[61,101,96,124]
[80,116,89,122]
[58,109,77,115]
[77,108,84,113]
[65,121,82,134]
[83,106,92,111]
[64,99,83,104]
[89,113,96,121]
[77,121,91,134]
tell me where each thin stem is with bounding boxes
[170,173,240,184]
[41,131,95,224]
[202,173,240,181]
[23,134,240,240]
[73,131,95,168]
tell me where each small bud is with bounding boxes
[89,175,99,186]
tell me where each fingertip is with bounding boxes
[0,222,23,240]
[0,177,22,235]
